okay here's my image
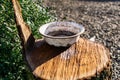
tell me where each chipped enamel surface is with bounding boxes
[39,21,85,47]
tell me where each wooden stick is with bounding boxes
[12,0,35,50]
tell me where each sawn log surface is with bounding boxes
[27,38,110,80]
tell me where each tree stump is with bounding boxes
[12,0,111,80]
[31,39,111,80]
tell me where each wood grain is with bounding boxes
[26,38,110,80]
[12,0,35,50]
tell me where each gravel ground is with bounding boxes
[41,0,120,80]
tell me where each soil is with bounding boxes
[42,0,120,79]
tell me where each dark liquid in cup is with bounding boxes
[47,31,76,37]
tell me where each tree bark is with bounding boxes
[12,0,35,51]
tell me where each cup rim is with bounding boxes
[39,21,85,39]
